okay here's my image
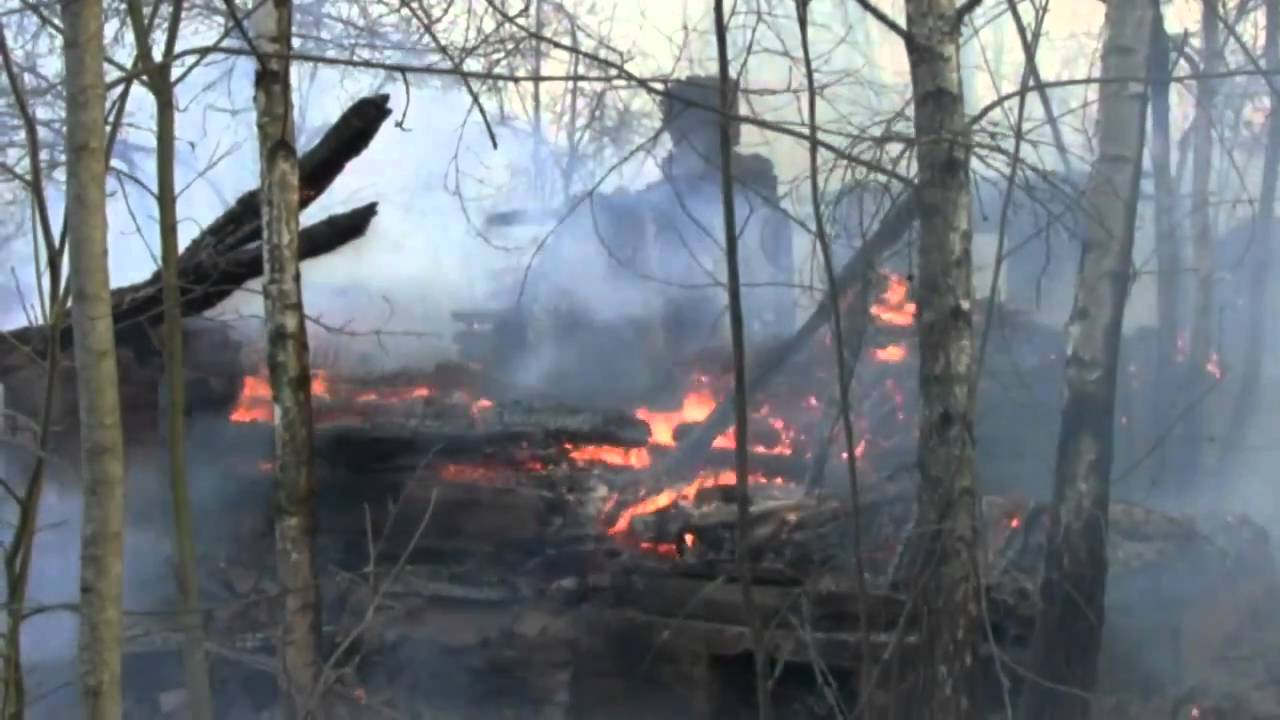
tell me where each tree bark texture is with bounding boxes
[1017,2,1154,718]
[252,0,324,715]
[902,0,981,716]
[62,0,128,716]
[1182,0,1222,488]
[1147,10,1179,486]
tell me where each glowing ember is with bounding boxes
[568,444,652,468]
[682,531,697,548]
[870,273,916,327]
[872,343,908,363]
[1206,352,1222,380]
[639,541,679,558]
[606,469,784,537]
[1009,515,1021,529]
[355,386,432,403]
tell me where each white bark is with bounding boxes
[901,0,981,716]
[1017,2,1155,718]
[62,0,127,715]
[251,0,324,716]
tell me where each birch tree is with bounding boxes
[249,0,324,714]
[62,0,128,715]
[123,1,215,716]
[863,0,982,714]
[1016,1,1155,718]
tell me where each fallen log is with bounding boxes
[0,94,393,379]
[662,194,919,476]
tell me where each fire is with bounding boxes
[355,386,432,403]
[229,375,273,423]
[1206,352,1222,380]
[870,273,916,327]
[635,390,720,446]
[229,370,333,423]
[872,343,908,363]
[567,444,652,468]
[470,397,495,417]
[605,469,783,537]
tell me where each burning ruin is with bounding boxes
[3,83,1276,719]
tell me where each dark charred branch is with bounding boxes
[1,206,377,377]
[662,196,917,476]
[0,93,391,378]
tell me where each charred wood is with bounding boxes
[0,94,392,379]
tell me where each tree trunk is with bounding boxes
[1182,0,1222,490]
[63,0,127,715]
[1016,2,1154,718]
[251,1,324,716]
[123,1,216,715]
[902,1,981,716]
[1147,10,1179,488]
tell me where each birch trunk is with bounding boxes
[902,1,981,715]
[63,0,127,715]
[1016,2,1154,718]
[124,2,215,716]
[1147,10,1179,487]
[251,1,324,715]
[1182,0,1222,489]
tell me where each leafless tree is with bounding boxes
[247,0,325,715]
[63,0,129,715]
[1017,1,1155,718]
[122,0,215,716]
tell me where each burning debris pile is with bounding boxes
[116,280,1280,718]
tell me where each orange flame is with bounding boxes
[606,469,783,536]
[872,343,908,363]
[229,370,333,423]
[635,390,721,446]
[568,444,653,468]
[870,274,916,327]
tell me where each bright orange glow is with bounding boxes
[870,274,916,327]
[872,343,908,363]
[355,386,432,404]
[635,390,720,446]
[682,532,697,549]
[229,367,434,423]
[606,469,782,536]
[568,444,653,468]
[1206,352,1222,380]
[470,397,495,417]
[229,374,273,423]
[1009,515,1021,529]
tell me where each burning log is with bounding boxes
[0,94,393,380]
[663,195,919,475]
